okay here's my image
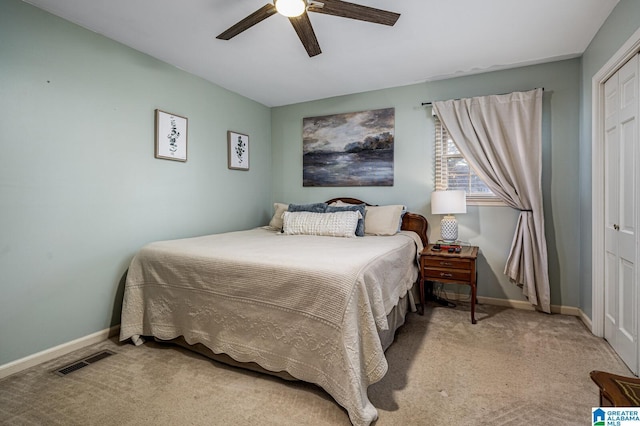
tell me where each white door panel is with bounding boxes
[605,251,617,328]
[603,53,638,374]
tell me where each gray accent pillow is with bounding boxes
[326,204,366,236]
[288,203,328,213]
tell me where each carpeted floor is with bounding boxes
[0,303,632,425]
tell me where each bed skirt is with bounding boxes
[154,290,414,383]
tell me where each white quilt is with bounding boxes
[120,227,422,425]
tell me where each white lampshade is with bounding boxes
[275,0,306,17]
[431,190,467,215]
[431,190,467,242]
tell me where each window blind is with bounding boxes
[434,117,502,204]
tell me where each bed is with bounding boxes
[119,198,428,425]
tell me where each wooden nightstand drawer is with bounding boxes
[424,257,472,270]
[419,244,479,324]
[424,267,471,282]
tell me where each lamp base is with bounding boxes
[440,215,458,243]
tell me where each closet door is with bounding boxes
[604,53,639,373]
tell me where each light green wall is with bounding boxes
[579,0,640,318]
[0,0,271,365]
[272,59,581,309]
[4,0,638,368]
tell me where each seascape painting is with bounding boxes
[303,108,394,186]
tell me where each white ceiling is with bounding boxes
[23,0,619,107]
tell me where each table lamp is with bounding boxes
[431,190,467,243]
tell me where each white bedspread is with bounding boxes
[120,227,422,425]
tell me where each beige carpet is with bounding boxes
[0,303,632,425]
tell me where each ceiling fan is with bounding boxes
[216,0,400,57]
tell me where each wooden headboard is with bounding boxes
[325,198,429,247]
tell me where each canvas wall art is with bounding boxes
[227,131,249,170]
[155,109,188,162]
[303,108,394,186]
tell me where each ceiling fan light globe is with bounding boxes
[275,0,306,17]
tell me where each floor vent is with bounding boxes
[54,350,116,376]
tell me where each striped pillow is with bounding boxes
[282,211,360,237]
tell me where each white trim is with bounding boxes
[466,198,508,207]
[591,26,640,338]
[442,293,592,329]
[0,298,595,379]
[439,290,584,317]
[476,296,582,316]
[0,325,120,379]
[579,309,593,332]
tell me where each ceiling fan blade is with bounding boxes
[308,0,400,26]
[289,13,322,57]
[216,4,278,40]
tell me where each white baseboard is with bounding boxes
[0,325,120,380]
[477,295,582,317]
[0,297,596,380]
[578,308,592,331]
[438,290,589,324]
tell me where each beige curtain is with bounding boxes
[432,89,550,313]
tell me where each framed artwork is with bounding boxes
[303,108,395,186]
[155,109,188,162]
[227,131,249,170]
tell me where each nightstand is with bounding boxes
[419,244,479,324]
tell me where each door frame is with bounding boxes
[592,27,640,341]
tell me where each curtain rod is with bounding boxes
[421,87,544,106]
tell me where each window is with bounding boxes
[434,118,504,205]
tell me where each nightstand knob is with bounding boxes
[440,272,453,278]
[440,261,453,266]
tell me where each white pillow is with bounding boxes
[282,211,360,237]
[364,204,406,236]
[268,202,289,230]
